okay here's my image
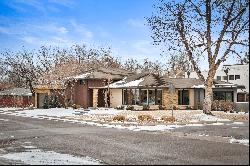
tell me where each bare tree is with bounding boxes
[147,0,249,114]
[167,53,193,78]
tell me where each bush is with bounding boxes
[161,116,176,122]
[138,115,154,122]
[49,95,62,108]
[143,105,150,110]
[113,115,126,122]
[212,100,236,112]
[115,105,124,110]
[173,105,179,110]
[126,105,134,110]
[159,105,166,110]
[186,106,193,110]
[72,104,81,109]
[43,95,50,109]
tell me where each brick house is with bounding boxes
[0,88,32,107]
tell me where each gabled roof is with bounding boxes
[106,75,245,90]
[164,78,204,89]
[106,73,167,88]
[0,88,32,96]
[68,67,134,81]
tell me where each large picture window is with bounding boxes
[213,91,234,102]
[123,89,163,105]
[178,90,189,105]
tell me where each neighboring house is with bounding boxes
[0,88,32,107]
[92,73,244,110]
[185,64,249,102]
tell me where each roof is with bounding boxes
[0,88,32,96]
[106,73,167,88]
[106,75,245,89]
[68,67,134,81]
[164,78,204,89]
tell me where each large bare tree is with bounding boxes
[147,0,249,114]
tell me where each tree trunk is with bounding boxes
[203,81,213,115]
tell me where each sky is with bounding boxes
[0,0,165,63]
[0,0,242,70]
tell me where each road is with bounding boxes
[0,113,249,165]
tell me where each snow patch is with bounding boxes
[0,149,102,165]
[192,113,230,122]
[185,124,204,127]
[207,122,224,126]
[232,122,244,125]
[229,138,249,146]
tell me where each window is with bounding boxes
[223,76,228,81]
[156,90,162,105]
[79,80,85,85]
[140,90,148,105]
[229,75,234,80]
[235,75,240,80]
[131,89,140,105]
[122,89,128,105]
[237,93,245,102]
[213,91,234,102]
[178,90,189,105]
[148,90,155,105]
[217,76,221,81]
[246,94,249,102]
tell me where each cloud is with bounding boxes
[4,0,76,14]
[127,18,146,28]
[21,36,39,44]
[0,27,11,34]
[114,40,163,62]
[70,20,93,39]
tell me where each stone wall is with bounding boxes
[162,88,178,109]
[93,89,98,108]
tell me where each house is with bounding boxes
[0,88,32,107]
[33,84,65,108]
[92,73,245,110]
[185,64,249,102]
[34,67,134,108]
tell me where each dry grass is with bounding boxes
[213,111,249,121]
[113,115,126,122]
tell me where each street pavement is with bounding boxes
[0,114,249,165]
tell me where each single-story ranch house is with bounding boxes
[91,73,245,110]
[33,68,245,110]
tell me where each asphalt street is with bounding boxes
[0,114,249,165]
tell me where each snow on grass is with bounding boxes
[0,107,23,111]
[0,149,102,165]
[88,108,123,115]
[207,122,224,126]
[232,122,244,125]
[229,138,249,146]
[185,123,204,127]
[0,118,9,121]
[192,113,230,122]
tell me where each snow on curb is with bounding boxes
[232,122,244,125]
[229,138,249,146]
